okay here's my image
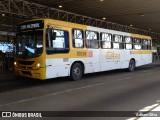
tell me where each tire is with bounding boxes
[128,59,135,72]
[70,63,83,81]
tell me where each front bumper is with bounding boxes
[15,68,46,80]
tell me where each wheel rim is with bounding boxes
[130,61,134,71]
[73,67,81,77]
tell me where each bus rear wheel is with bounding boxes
[70,63,83,81]
[128,59,135,72]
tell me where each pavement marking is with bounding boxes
[0,71,158,108]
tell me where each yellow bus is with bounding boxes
[14,19,152,80]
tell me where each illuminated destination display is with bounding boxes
[21,23,40,29]
[18,20,44,31]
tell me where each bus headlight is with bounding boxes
[14,62,17,66]
[14,61,18,67]
[36,63,41,67]
[35,62,42,69]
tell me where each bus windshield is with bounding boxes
[16,30,43,58]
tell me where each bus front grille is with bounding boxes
[18,61,35,65]
[20,66,33,70]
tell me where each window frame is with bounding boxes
[142,39,149,50]
[100,32,113,49]
[85,30,100,49]
[113,34,124,49]
[124,36,133,50]
[133,37,142,50]
[148,39,152,50]
[46,28,70,55]
[72,28,84,48]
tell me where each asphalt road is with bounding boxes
[0,63,160,120]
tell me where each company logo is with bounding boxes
[1,112,42,118]
[88,50,93,57]
[106,52,120,59]
[2,112,11,117]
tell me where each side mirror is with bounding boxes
[46,28,57,47]
[52,32,56,40]
[47,28,56,40]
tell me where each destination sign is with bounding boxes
[18,20,44,31]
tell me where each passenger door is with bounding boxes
[46,26,71,79]
[112,35,124,69]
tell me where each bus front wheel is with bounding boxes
[128,59,135,72]
[70,63,83,81]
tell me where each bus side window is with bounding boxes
[119,36,124,49]
[101,32,112,49]
[72,29,84,48]
[148,40,152,50]
[113,34,124,49]
[134,38,141,50]
[85,30,99,49]
[46,29,69,54]
[124,36,133,50]
[142,39,148,50]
